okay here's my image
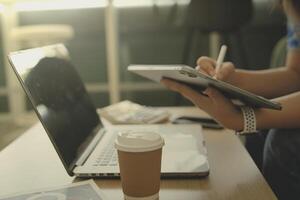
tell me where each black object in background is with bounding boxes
[172,116,223,129]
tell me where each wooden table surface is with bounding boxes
[0,107,277,199]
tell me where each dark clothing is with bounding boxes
[245,129,300,200]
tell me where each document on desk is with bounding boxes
[0,180,107,200]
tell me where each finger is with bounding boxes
[161,78,211,107]
[204,87,234,109]
[196,56,216,67]
[205,87,244,129]
[215,62,235,81]
[196,56,216,76]
[197,67,213,76]
[161,78,201,100]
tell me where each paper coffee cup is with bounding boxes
[115,131,165,200]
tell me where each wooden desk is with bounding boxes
[0,107,277,199]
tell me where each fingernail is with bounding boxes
[203,88,210,95]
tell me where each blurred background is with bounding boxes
[0,0,286,150]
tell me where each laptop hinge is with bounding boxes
[75,128,106,166]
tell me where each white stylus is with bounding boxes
[214,45,227,79]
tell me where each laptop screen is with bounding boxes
[8,44,100,173]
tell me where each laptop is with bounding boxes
[8,44,209,178]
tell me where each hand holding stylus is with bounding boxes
[196,45,236,81]
[161,44,244,131]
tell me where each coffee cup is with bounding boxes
[115,131,165,200]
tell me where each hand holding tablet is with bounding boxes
[128,64,281,110]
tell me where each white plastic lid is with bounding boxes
[114,131,165,152]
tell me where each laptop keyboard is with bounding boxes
[93,135,118,167]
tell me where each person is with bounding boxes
[161,0,300,199]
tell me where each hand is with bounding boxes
[196,56,236,81]
[161,78,243,131]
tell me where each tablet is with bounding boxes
[128,64,282,110]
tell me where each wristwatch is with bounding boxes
[236,106,258,135]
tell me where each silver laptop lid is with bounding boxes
[8,44,102,176]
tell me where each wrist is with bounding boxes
[234,112,244,132]
[222,108,244,131]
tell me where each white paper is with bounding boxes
[0,180,107,200]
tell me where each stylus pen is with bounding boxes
[214,45,227,79]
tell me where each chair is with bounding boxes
[182,0,253,66]
[176,0,253,105]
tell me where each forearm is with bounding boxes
[228,67,300,98]
[255,92,300,129]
